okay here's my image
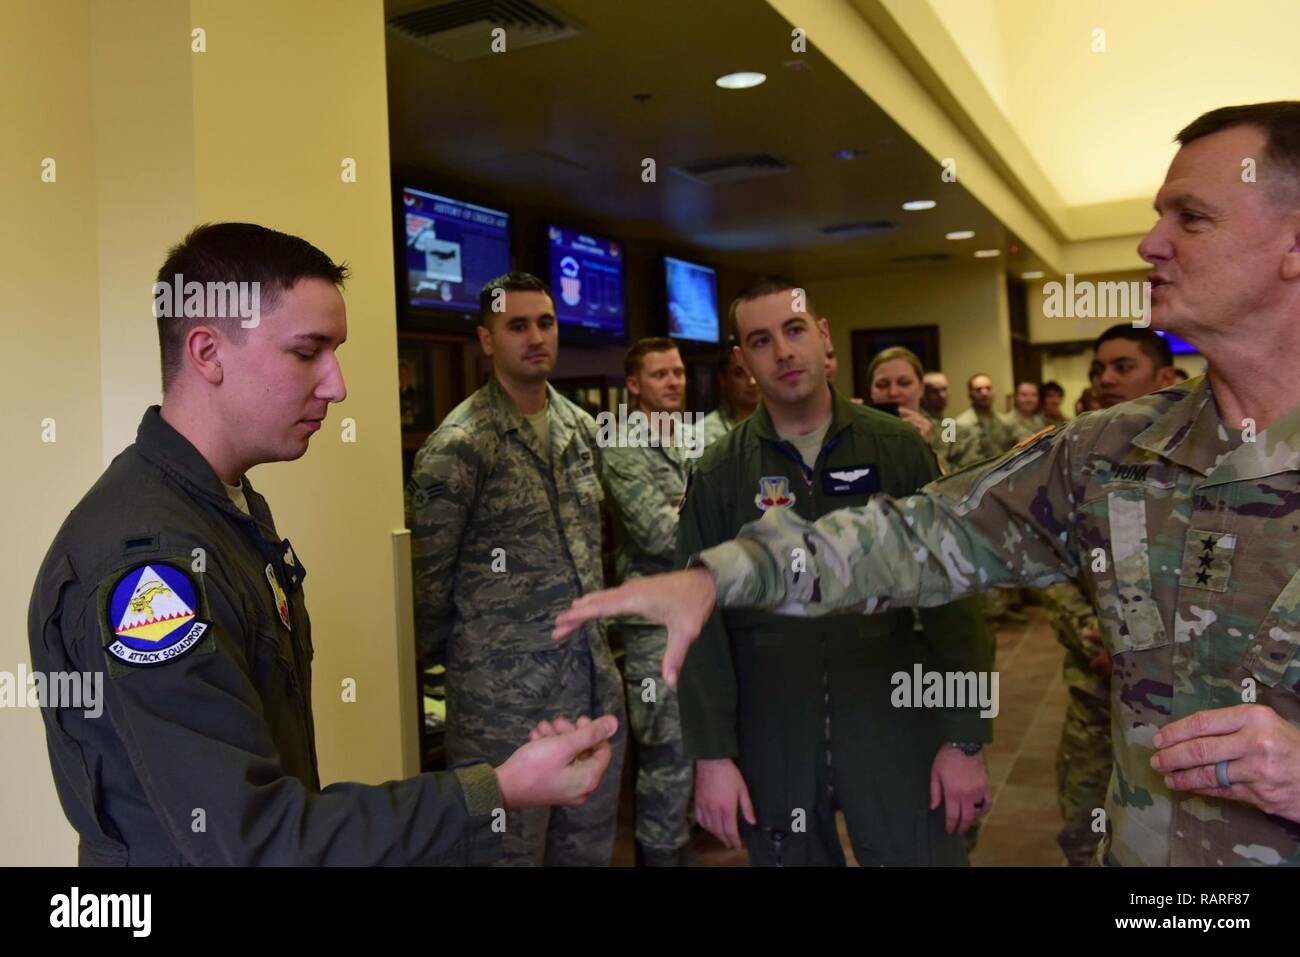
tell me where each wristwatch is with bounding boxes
[948,741,984,757]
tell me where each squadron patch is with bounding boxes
[104,562,210,669]
[755,475,796,511]
[265,563,291,630]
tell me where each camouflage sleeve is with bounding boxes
[904,427,996,743]
[1040,580,1101,659]
[407,425,485,668]
[601,446,679,562]
[674,466,740,760]
[695,424,1080,618]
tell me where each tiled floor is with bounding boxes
[612,604,1071,867]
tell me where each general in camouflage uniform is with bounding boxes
[697,375,1300,865]
[601,420,696,862]
[1040,581,1111,865]
[408,376,626,866]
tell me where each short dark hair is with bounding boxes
[1041,380,1065,399]
[478,271,552,327]
[1094,324,1174,369]
[155,223,348,391]
[728,275,816,339]
[716,336,740,376]
[1177,102,1300,207]
[624,337,679,377]
[1173,367,1190,382]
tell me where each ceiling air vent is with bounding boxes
[820,220,896,238]
[672,153,791,186]
[388,0,579,61]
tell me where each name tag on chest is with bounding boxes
[822,464,880,495]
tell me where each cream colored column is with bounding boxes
[1,0,101,865]
[189,0,414,784]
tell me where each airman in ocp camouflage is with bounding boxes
[1040,580,1110,865]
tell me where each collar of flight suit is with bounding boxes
[134,405,272,528]
[1130,376,1300,483]
[485,374,578,467]
[748,385,857,447]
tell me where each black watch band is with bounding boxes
[949,741,984,757]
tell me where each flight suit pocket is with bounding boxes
[1241,571,1300,690]
[1097,490,1169,654]
[253,627,306,701]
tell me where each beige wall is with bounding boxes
[1,0,101,866]
[812,261,1014,417]
[0,0,410,865]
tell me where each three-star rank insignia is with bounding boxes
[1180,529,1236,592]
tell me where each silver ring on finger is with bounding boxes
[1215,759,1231,789]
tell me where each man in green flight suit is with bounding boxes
[556,102,1300,867]
[676,277,995,866]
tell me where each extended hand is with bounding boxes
[553,567,717,687]
[1151,704,1300,823]
[496,714,618,810]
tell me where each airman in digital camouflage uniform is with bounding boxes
[1045,324,1180,865]
[558,102,1300,866]
[601,337,699,866]
[408,272,626,866]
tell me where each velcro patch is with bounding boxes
[1180,529,1236,592]
[100,561,213,674]
[822,464,881,496]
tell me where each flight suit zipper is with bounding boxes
[769,431,847,807]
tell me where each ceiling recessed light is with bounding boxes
[1021,270,1045,279]
[945,230,975,241]
[974,249,1001,258]
[834,148,867,161]
[901,200,936,211]
[715,72,766,90]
